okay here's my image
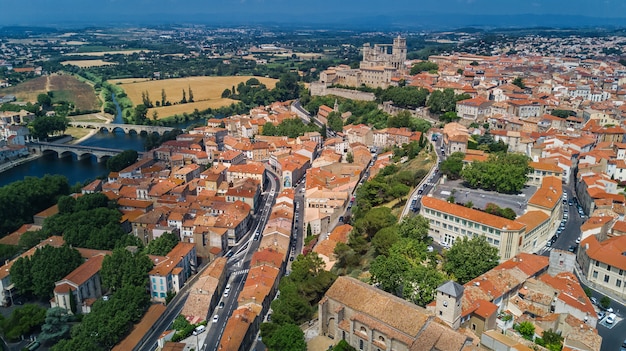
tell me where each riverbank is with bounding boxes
[0,154,43,174]
[67,113,113,145]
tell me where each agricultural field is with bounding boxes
[61,59,117,68]
[109,76,278,119]
[0,74,100,112]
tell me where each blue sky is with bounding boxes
[2,0,626,27]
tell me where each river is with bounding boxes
[0,95,205,187]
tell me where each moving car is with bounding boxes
[212,314,219,323]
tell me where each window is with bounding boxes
[593,271,598,279]
[620,269,624,276]
[472,323,476,331]
[607,265,612,272]
[439,310,443,316]
[359,340,364,350]
[604,274,610,283]
[595,261,599,267]
[617,280,622,288]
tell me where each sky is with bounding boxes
[2,0,626,28]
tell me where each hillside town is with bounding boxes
[2,30,626,351]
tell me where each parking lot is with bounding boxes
[433,178,537,216]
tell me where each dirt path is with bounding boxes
[45,75,51,92]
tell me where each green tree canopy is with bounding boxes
[327,111,344,132]
[38,307,75,345]
[443,235,499,284]
[426,88,470,115]
[262,323,306,351]
[106,149,139,172]
[11,245,83,298]
[0,304,47,341]
[100,247,153,292]
[512,77,526,89]
[440,152,465,180]
[30,115,69,139]
[410,61,439,75]
[461,153,532,193]
[144,232,179,256]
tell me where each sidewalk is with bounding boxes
[574,263,626,312]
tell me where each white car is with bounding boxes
[606,313,616,324]
[212,314,219,323]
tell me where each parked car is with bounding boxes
[575,237,581,244]
[212,314,219,323]
[620,338,626,351]
[591,297,598,305]
[597,311,605,320]
[219,301,225,309]
[606,313,616,324]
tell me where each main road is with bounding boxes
[136,166,280,351]
[203,165,280,351]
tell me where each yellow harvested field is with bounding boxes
[62,60,117,68]
[64,50,151,57]
[111,76,278,118]
[149,99,239,118]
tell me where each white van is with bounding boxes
[193,325,206,335]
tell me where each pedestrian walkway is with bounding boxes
[574,263,626,311]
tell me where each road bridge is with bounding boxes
[68,122,174,136]
[28,142,130,162]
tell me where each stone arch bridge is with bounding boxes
[68,122,174,136]
[28,142,136,162]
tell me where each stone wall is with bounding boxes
[310,83,375,101]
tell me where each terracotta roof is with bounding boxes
[582,234,626,271]
[112,304,166,351]
[422,196,525,231]
[324,276,430,337]
[58,254,106,287]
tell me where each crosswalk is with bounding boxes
[231,269,249,277]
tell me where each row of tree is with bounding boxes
[0,175,70,236]
[262,118,319,139]
[260,252,336,351]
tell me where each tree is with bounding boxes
[371,226,399,256]
[333,340,357,351]
[30,115,69,138]
[0,304,46,341]
[440,152,465,180]
[11,245,83,298]
[263,323,306,351]
[346,152,354,163]
[37,93,52,109]
[0,175,69,235]
[221,88,232,98]
[188,85,194,102]
[444,236,499,284]
[600,296,611,309]
[355,207,396,239]
[517,321,535,339]
[100,248,153,292]
[461,153,532,193]
[133,104,148,123]
[551,109,576,118]
[161,89,167,106]
[440,111,460,123]
[410,61,439,75]
[512,77,526,89]
[181,89,187,104]
[145,232,179,256]
[327,111,343,132]
[106,149,138,172]
[38,307,74,345]
[398,215,430,241]
[18,230,49,250]
[152,111,158,121]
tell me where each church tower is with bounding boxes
[435,280,464,330]
[392,36,407,71]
